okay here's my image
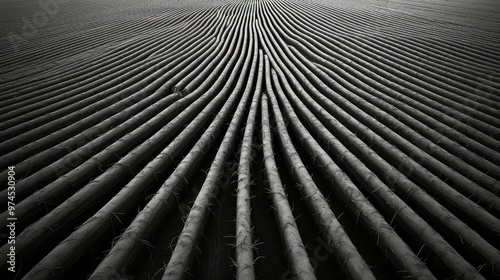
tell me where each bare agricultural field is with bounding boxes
[0,0,500,279]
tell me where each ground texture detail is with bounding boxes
[0,0,500,279]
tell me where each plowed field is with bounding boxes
[1,0,499,279]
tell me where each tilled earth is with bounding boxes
[1,0,500,279]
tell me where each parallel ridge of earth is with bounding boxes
[0,0,499,279]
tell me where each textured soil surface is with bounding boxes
[1,0,500,279]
